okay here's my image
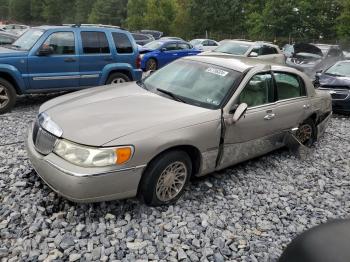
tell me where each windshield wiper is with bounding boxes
[156,88,187,104]
[4,44,22,50]
[325,72,345,77]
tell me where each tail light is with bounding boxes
[136,55,141,69]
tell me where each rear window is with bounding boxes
[81,31,110,54]
[112,32,133,54]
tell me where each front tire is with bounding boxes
[0,78,16,114]
[106,72,130,85]
[296,118,317,147]
[139,150,192,206]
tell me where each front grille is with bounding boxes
[331,92,349,100]
[32,120,58,155]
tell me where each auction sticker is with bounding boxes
[206,67,228,77]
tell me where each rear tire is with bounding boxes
[0,78,16,114]
[296,118,317,147]
[138,150,192,206]
[106,72,130,85]
[146,58,158,71]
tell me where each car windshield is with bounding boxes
[325,62,350,77]
[142,59,242,109]
[144,40,163,50]
[10,29,44,50]
[214,42,252,55]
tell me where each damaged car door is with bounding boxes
[218,71,280,169]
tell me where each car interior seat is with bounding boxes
[239,78,267,107]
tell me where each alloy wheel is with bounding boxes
[296,124,313,144]
[0,85,9,109]
[155,161,188,202]
[147,60,157,71]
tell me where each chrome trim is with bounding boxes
[45,159,147,178]
[33,75,80,81]
[80,74,99,79]
[33,74,99,81]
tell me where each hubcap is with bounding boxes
[147,60,157,71]
[296,124,313,144]
[0,85,9,109]
[156,161,187,202]
[111,78,126,84]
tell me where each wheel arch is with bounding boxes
[0,71,22,95]
[106,70,132,83]
[137,144,202,194]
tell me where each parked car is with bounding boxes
[286,43,344,78]
[139,30,163,40]
[160,37,184,41]
[190,39,219,51]
[2,24,29,35]
[26,55,332,206]
[0,31,17,45]
[343,50,350,60]
[0,25,142,114]
[200,40,286,65]
[315,60,350,114]
[139,40,201,71]
[131,33,154,46]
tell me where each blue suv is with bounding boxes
[0,25,142,113]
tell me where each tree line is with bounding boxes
[0,0,349,42]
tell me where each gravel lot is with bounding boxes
[1,95,350,262]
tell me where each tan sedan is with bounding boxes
[26,56,332,206]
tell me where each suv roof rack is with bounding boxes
[63,24,124,30]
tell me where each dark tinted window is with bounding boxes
[112,32,133,54]
[274,72,306,100]
[178,43,191,50]
[164,43,178,51]
[261,45,278,55]
[328,48,342,57]
[42,32,75,55]
[208,40,218,46]
[81,31,110,54]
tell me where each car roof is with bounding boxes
[221,39,279,48]
[32,25,127,32]
[183,55,272,72]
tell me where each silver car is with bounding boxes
[26,56,332,206]
[200,40,286,65]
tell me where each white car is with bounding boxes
[2,24,29,36]
[190,39,219,51]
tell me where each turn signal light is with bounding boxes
[116,147,132,164]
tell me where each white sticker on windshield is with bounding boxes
[205,67,228,77]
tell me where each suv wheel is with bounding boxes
[139,150,192,206]
[0,78,16,114]
[106,73,130,85]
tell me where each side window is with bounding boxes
[249,46,261,56]
[328,48,342,58]
[42,32,75,55]
[202,40,209,46]
[112,32,133,54]
[81,31,110,54]
[274,72,306,100]
[164,43,178,51]
[0,35,14,45]
[209,40,218,46]
[261,45,278,55]
[178,43,190,50]
[239,73,274,107]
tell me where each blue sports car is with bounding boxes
[139,40,201,71]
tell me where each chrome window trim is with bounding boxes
[33,74,99,81]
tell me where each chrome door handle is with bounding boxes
[303,104,310,109]
[264,113,275,120]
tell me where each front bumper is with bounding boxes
[26,128,145,203]
[132,69,143,81]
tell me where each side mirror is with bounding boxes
[232,103,248,123]
[38,45,53,56]
[160,48,167,52]
[249,52,258,57]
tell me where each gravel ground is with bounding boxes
[1,95,350,262]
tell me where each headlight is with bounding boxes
[38,112,63,137]
[54,139,133,167]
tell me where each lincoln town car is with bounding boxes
[26,56,332,206]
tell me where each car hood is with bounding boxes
[0,46,28,57]
[41,83,212,146]
[319,73,350,89]
[293,43,323,57]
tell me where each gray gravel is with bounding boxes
[1,95,350,262]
